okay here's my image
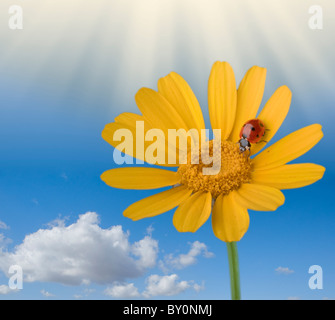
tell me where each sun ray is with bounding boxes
[0,0,333,118]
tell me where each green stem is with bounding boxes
[226,241,241,300]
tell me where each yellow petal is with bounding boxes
[250,85,292,155]
[135,87,200,157]
[114,112,147,127]
[102,113,148,162]
[101,167,180,190]
[251,163,325,189]
[208,61,237,140]
[158,72,205,132]
[102,113,176,167]
[135,87,189,133]
[212,193,250,242]
[252,124,323,170]
[123,185,192,221]
[229,66,267,142]
[173,191,212,232]
[234,184,285,211]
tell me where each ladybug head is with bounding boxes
[238,137,251,153]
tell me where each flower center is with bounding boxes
[177,140,251,199]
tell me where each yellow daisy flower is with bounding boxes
[101,61,325,243]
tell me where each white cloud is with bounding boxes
[142,274,200,298]
[61,173,68,180]
[105,274,204,299]
[72,287,96,299]
[46,215,69,228]
[0,285,11,295]
[275,267,294,275]
[104,283,140,298]
[193,281,205,293]
[0,220,10,251]
[0,212,208,298]
[132,236,158,269]
[146,225,154,237]
[0,234,12,251]
[160,241,214,272]
[0,212,158,285]
[0,221,9,230]
[84,288,96,295]
[41,289,55,297]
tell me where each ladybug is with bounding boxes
[238,119,267,154]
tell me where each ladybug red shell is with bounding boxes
[238,119,266,153]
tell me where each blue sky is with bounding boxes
[0,0,334,300]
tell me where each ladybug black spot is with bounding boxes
[251,127,256,131]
